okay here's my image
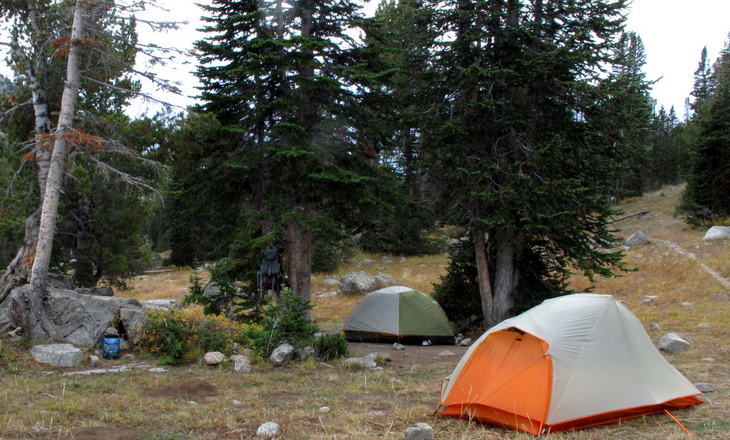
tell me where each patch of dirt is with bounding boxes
[348,341,470,369]
[142,380,218,400]
[61,427,143,440]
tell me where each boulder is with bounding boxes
[140,299,182,311]
[4,286,148,348]
[76,286,114,297]
[30,343,84,367]
[339,271,377,295]
[403,422,434,440]
[270,343,295,365]
[47,273,74,290]
[703,226,730,241]
[625,231,649,246]
[658,332,691,353]
[373,272,397,290]
[203,282,220,297]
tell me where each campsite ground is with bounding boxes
[1,184,729,439]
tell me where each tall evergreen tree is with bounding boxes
[680,38,730,225]
[644,106,687,189]
[195,0,383,310]
[595,32,653,196]
[351,0,441,255]
[426,0,630,327]
[689,47,716,116]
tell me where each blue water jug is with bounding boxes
[103,328,120,359]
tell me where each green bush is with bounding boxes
[246,288,319,357]
[432,239,482,324]
[313,333,349,361]
[138,307,253,365]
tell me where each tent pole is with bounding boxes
[664,409,692,435]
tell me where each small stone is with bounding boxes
[149,367,168,373]
[256,421,281,438]
[88,355,100,367]
[694,383,715,393]
[403,422,434,440]
[204,351,225,366]
[438,350,456,357]
[625,231,649,246]
[697,322,713,328]
[319,406,330,413]
[368,410,386,417]
[269,343,295,365]
[30,425,50,433]
[345,356,377,370]
[459,338,472,346]
[658,333,691,353]
[393,343,405,351]
[230,355,253,373]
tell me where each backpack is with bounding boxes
[261,247,281,276]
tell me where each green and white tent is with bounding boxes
[343,286,455,344]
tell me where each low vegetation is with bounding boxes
[0,184,728,439]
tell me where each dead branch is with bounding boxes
[609,210,651,224]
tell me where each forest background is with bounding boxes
[1,0,730,337]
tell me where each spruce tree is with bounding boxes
[195,0,383,309]
[680,39,730,225]
[426,0,631,327]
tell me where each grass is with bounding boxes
[1,184,728,439]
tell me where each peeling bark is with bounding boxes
[10,0,92,339]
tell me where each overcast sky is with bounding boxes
[133,0,730,118]
[3,0,728,118]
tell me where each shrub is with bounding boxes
[432,239,482,324]
[313,333,349,361]
[246,288,319,357]
[184,258,267,323]
[138,306,254,364]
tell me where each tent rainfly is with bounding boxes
[437,294,703,435]
[343,286,455,345]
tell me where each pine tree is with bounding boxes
[352,0,441,255]
[195,0,382,311]
[595,32,654,196]
[690,47,716,116]
[680,39,730,225]
[426,0,630,327]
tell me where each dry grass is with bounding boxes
[1,184,729,439]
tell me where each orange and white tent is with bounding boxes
[436,294,702,435]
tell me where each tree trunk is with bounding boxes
[13,0,90,339]
[0,210,40,303]
[473,230,494,329]
[285,206,314,320]
[490,229,518,325]
[0,0,55,302]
